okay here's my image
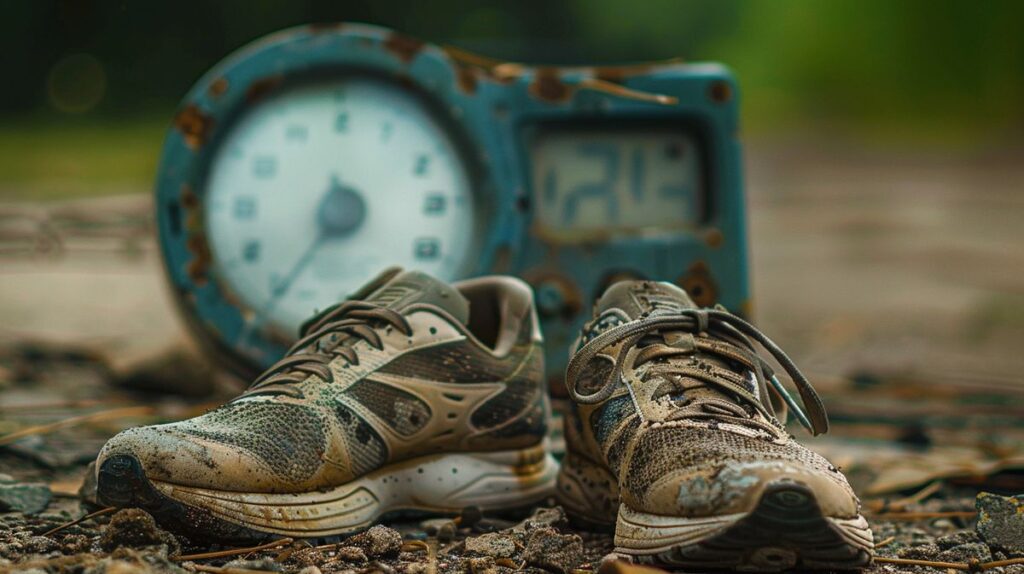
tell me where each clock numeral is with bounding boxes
[423,194,446,215]
[253,156,276,179]
[335,113,349,132]
[414,154,429,176]
[234,196,257,220]
[286,125,308,141]
[414,238,440,260]
[242,240,261,263]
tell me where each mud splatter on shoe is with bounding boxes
[556,280,873,571]
[96,268,555,543]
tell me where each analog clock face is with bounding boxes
[204,77,476,340]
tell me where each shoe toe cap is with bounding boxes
[633,458,860,518]
[96,424,282,492]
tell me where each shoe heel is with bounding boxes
[556,452,619,530]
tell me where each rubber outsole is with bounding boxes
[614,482,874,571]
[97,446,558,544]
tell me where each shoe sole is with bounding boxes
[614,482,874,571]
[98,444,557,543]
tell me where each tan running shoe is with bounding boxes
[556,280,873,571]
[96,268,556,542]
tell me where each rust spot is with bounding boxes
[709,80,732,104]
[173,105,214,150]
[384,32,425,64]
[181,184,209,284]
[738,298,754,319]
[246,76,283,104]
[704,228,724,249]
[677,260,719,307]
[208,77,229,99]
[455,63,478,94]
[308,22,345,33]
[180,184,199,209]
[185,233,212,285]
[594,64,651,83]
[529,68,574,103]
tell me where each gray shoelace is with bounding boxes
[246,300,412,397]
[565,308,829,435]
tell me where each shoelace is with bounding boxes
[245,300,412,397]
[565,307,829,435]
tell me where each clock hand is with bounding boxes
[237,176,367,345]
[236,233,325,345]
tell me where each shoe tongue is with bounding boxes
[595,280,698,321]
[361,268,470,324]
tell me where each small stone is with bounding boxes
[897,543,940,560]
[522,527,583,574]
[465,556,497,574]
[22,536,59,555]
[0,482,52,515]
[98,508,180,556]
[337,546,369,563]
[520,507,567,532]
[61,533,90,554]
[297,567,323,574]
[459,506,483,529]
[347,525,402,558]
[465,533,517,559]
[936,530,981,549]
[977,492,1024,556]
[438,522,456,543]
[420,518,454,536]
[224,558,282,572]
[937,542,991,564]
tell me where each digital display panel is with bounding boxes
[529,126,706,240]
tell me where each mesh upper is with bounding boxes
[621,424,841,507]
[172,401,327,482]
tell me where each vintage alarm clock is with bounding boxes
[155,23,750,383]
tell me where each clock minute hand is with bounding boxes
[237,176,365,344]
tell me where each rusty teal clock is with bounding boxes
[155,23,750,383]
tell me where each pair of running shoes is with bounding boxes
[95,268,873,571]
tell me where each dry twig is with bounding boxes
[869,510,977,521]
[173,538,294,562]
[0,406,155,446]
[41,506,116,537]
[874,556,1024,571]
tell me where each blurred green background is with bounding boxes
[2,0,1023,200]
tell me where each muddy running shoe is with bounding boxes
[556,281,873,571]
[96,268,555,542]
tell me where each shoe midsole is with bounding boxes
[613,503,873,555]
[150,444,557,537]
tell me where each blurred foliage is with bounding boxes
[1,0,1022,198]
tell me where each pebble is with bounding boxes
[976,491,1024,556]
[0,478,52,515]
[98,508,180,556]
[347,525,402,558]
[522,526,584,574]
[464,556,497,574]
[464,532,516,559]
[336,546,369,563]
